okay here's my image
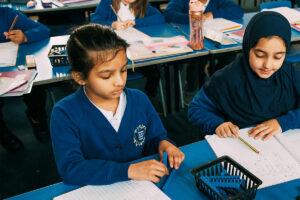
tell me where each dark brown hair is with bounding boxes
[66,24,128,79]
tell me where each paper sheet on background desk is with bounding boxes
[205,128,300,188]
[53,180,171,200]
[0,42,18,67]
[115,27,151,44]
[262,7,300,23]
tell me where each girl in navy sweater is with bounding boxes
[50,24,185,185]
[188,12,300,141]
[91,0,165,30]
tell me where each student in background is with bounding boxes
[188,12,300,141]
[0,7,50,152]
[91,0,165,30]
[164,0,243,24]
[91,0,164,110]
[164,0,243,105]
[50,24,185,185]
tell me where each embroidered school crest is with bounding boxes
[133,124,146,146]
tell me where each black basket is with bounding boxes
[191,156,262,200]
[48,45,68,67]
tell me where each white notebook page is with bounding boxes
[115,27,151,43]
[275,129,300,164]
[204,18,242,32]
[0,41,18,67]
[206,128,300,188]
[262,7,300,23]
[54,180,171,200]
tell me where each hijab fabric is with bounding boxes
[204,11,300,128]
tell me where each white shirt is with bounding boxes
[117,2,135,21]
[84,88,127,132]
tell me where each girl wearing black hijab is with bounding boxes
[188,11,300,141]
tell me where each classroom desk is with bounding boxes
[175,10,300,54]
[0,23,209,86]
[0,35,71,86]
[1,0,167,15]
[5,140,300,200]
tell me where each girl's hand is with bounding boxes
[125,20,135,28]
[128,159,169,183]
[248,119,282,141]
[203,12,213,21]
[3,30,27,44]
[158,140,185,170]
[216,122,239,138]
[112,21,127,30]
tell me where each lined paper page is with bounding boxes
[204,18,242,32]
[262,7,300,23]
[206,128,300,188]
[115,27,151,43]
[54,180,171,200]
[275,129,300,164]
[0,41,18,67]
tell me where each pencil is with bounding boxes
[110,4,122,22]
[9,15,19,32]
[238,136,260,154]
[220,25,242,32]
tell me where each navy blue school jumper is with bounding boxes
[0,7,50,43]
[91,0,165,27]
[164,0,243,24]
[188,12,300,136]
[50,87,170,185]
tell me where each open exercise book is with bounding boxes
[115,27,193,61]
[53,180,171,200]
[0,41,18,67]
[206,128,300,188]
[0,69,37,97]
[204,18,242,33]
[262,7,300,32]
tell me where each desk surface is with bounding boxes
[0,23,209,86]
[176,11,300,55]
[5,140,300,200]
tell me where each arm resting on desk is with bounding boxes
[5,8,50,43]
[188,87,226,135]
[276,108,300,132]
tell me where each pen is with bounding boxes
[9,15,19,33]
[238,136,260,154]
[110,4,122,22]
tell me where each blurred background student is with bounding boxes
[0,8,50,152]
